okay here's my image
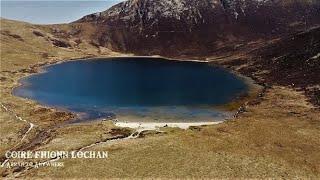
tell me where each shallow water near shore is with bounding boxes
[14,57,248,123]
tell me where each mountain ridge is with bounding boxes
[75,0,320,54]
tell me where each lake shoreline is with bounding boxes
[11,55,262,130]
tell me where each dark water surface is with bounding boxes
[14,57,248,122]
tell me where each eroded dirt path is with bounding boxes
[0,103,36,145]
[0,102,37,173]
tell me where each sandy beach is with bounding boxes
[114,121,223,130]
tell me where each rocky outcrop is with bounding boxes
[50,38,71,48]
[75,0,320,55]
[1,30,24,41]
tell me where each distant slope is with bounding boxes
[75,0,320,55]
[0,19,113,71]
[219,26,320,105]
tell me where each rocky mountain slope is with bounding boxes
[218,26,320,105]
[75,0,320,55]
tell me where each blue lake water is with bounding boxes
[1,1,122,24]
[14,57,248,122]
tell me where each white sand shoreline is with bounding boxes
[114,121,223,131]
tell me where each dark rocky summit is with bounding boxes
[75,0,320,55]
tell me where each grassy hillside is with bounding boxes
[0,18,119,71]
